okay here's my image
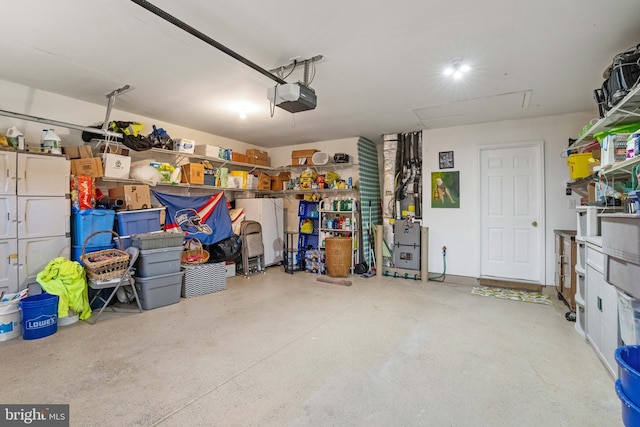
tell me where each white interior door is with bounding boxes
[480,143,543,282]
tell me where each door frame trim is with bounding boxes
[477,140,546,284]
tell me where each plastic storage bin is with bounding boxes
[574,303,586,338]
[116,208,164,236]
[132,231,185,250]
[113,236,132,250]
[298,200,319,218]
[616,346,640,407]
[576,206,600,237]
[134,271,184,310]
[72,209,116,246]
[616,379,640,427]
[19,293,58,340]
[619,292,640,346]
[135,246,184,278]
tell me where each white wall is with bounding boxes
[0,79,259,152]
[422,111,595,285]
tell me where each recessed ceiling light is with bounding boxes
[443,60,472,79]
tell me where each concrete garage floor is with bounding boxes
[0,269,621,426]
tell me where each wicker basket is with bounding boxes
[181,238,210,265]
[80,230,130,281]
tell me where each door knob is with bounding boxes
[532,221,538,227]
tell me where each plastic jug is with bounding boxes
[42,129,62,154]
[5,126,24,149]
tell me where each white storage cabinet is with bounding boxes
[0,151,70,295]
[584,237,620,377]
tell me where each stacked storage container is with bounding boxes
[114,207,166,249]
[71,209,116,264]
[132,231,185,310]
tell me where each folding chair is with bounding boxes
[87,246,143,324]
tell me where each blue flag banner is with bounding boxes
[152,191,234,245]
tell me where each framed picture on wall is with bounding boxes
[439,151,454,169]
[431,171,460,209]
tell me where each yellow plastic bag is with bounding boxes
[300,219,314,234]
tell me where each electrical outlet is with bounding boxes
[566,188,572,196]
[568,199,577,209]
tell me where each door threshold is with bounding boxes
[478,276,542,293]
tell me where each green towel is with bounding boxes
[36,257,92,321]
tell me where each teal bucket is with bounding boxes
[19,293,59,340]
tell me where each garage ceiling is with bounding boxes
[1,0,639,147]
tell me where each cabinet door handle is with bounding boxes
[597,296,602,312]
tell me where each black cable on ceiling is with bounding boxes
[129,0,286,85]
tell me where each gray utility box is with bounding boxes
[393,221,421,246]
[134,271,184,310]
[393,245,421,270]
[135,246,184,278]
[393,220,421,270]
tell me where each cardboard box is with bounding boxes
[98,145,129,157]
[270,172,291,191]
[255,171,271,190]
[194,144,223,158]
[174,139,196,154]
[102,153,131,179]
[246,149,269,166]
[231,152,247,163]
[588,182,596,204]
[70,157,104,178]
[108,185,151,211]
[291,149,318,166]
[65,145,94,160]
[181,163,205,185]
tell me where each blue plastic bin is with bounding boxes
[113,236,132,250]
[616,379,640,427]
[19,293,58,340]
[298,201,319,218]
[72,209,116,246]
[617,346,640,408]
[116,208,163,236]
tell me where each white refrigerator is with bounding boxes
[235,198,284,267]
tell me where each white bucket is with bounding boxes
[0,305,21,341]
[59,309,79,327]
